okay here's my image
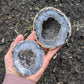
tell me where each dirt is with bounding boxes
[0,0,84,84]
[42,18,61,40]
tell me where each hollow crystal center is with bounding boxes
[42,18,61,40]
[18,50,36,67]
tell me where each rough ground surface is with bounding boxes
[0,0,84,84]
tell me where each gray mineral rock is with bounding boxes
[12,40,44,76]
[33,7,71,48]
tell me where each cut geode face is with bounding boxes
[12,40,44,76]
[33,7,71,48]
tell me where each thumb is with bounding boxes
[46,45,62,61]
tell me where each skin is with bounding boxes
[4,31,62,83]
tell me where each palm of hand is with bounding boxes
[4,31,62,82]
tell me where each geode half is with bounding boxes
[12,40,44,76]
[33,7,71,48]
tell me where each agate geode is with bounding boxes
[33,7,71,48]
[12,40,44,76]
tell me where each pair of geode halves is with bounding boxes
[12,7,71,76]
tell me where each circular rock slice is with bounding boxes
[33,7,71,48]
[12,40,44,76]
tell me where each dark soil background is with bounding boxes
[0,0,84,84]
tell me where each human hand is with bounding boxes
[4,31,62,83]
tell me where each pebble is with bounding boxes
[5,20,9,24]
[59,4,62,7]
[55,0,58,2]
[69,56,72,59]
[53,67,56,72]
[82,46,84,48]
[10,26,14,29]
[35,7,40,10]
[31,17,34,20]
[21,6,24,9]
[53,54,57,59]
[2,38,5,43]
[8,16,12,20]
[30,8,32,10]
[57,82,63,84]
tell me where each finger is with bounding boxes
[25,31,36,41]
[46,45,62,61]
[8,34,24,54]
